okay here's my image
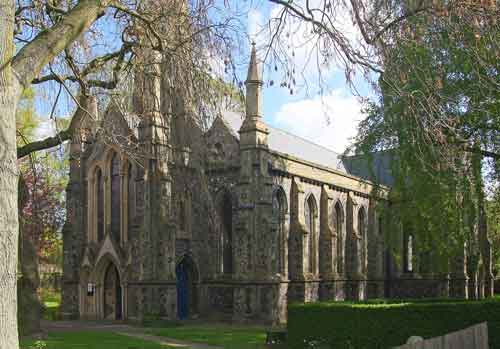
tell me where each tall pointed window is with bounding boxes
[96,167,104,242]
[110,152,121,242]
[219,191,233,275]
[305,195,317,274]
[334,202,344,274]
[358,207,367,274]
[272,188,287,276]
[179,200,186,231]
[127,162,135,239]
[178,190,192,234]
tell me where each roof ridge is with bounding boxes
[222,110,342,157]
[266,123,342,157]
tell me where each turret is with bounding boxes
[239,43,268,148]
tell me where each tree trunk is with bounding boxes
[17,177,42,336]
[1,0,113,344]
[0,0,21,347]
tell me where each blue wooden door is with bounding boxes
[176,262,189,320]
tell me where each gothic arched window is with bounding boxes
[96,167,104,242]
[110,152,121,242]
[272,188,287,276]
[305,195,317,274]
[127,162,135,238]
[334,202,344,274]
[179,200,186,231]
[178,190,192,234]
[358,207,367,274]
[219,191,233,275]
[404,233,414,273]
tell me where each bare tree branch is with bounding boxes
[12,0,113,89]
[17,95,96,158]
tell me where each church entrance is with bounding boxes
[176,256,198,320]
[103,263,122,320]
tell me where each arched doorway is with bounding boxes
[103,263,122,320]
[176,256,198,320]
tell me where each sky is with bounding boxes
[32,0,374,155]
[245,1,372,154]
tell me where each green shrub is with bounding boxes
[288,297,500,349]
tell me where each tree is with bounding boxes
[1,2,116,344]
[350,1,498,269]
[265,1,498,263]
[1,0,251,343]
[18,141,67,335]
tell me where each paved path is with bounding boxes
[42,320,222,349]
[116,331,222,349]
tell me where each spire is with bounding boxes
[244,42,263,119]
[240,42,268,148]
[246,42,262,83]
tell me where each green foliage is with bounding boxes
[148,324,268,349]
[16,86,68,268]
[288,297,500,349]
[21,331,169,349]
[16,88,39,146]
[30,340,47,349]
[354,3,500,258]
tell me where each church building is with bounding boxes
[61,44,494,325]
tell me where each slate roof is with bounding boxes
[342,151,395,187]
[220,111,394,186]
[222,111,347,173]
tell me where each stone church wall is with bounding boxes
[61,47,490,325]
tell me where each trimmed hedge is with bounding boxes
[288,297,500,349]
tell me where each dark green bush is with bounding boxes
[288,297,500,349]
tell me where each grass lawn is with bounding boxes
[148,325,268,349]
[21,331,172,349]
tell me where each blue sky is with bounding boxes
[244,1,374,154]
[33,0,374,155]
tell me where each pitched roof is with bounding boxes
[222,111,347,173]
[342,151,395,186]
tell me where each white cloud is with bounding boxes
[271,89,362,153]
